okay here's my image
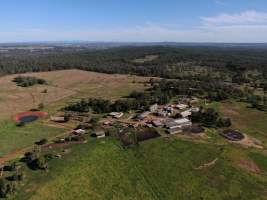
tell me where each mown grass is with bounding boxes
[13,138,267,200]
[249,152,267,172]
[0,120,66,157]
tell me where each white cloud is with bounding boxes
[202,10,267,26]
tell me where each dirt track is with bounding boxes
[0,129,72,165]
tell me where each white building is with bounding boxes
[174,118,192,128]
[180,110,192,118]
[149,104,158,112]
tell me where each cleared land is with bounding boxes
[13,138,267,200]
[1,70,267,199]
[0,121,65,158]
[132,55,159,64]
[0,70,148,158]
[205,100,267,148]
[0,69,149,120]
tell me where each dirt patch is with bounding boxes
[228,134,263,149]
[223,108,240,117]
[194,158,218,170]
[238,159,261,173]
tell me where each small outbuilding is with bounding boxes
[109,112,124,119]
[92,129,106,138]
[73,129,86,135]
[50,116,67,123]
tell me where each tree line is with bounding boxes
[1,46,267,85]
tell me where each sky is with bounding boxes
[0,0,267,43]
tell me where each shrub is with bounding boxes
[217,117,232,128]
[35,138,48,145]
[16,121,25,127]
[0,179,16,198]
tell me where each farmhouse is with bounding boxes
[149,104,158,112]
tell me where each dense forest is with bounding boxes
[1,46,267,84]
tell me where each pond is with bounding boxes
[20,115,39,123]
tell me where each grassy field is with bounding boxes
[1,70,267,199]
[0,70,149,158]
[204,100,267,147]
[0,121,66,157]
[12,138,267,200]
[0,70,149,120]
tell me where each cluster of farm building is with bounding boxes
[102,97,201,136]
[48,97,201,143]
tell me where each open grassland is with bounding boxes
[0,121,66,158]
[0,69,149,120]
[205,100,267,148]
[13,138,267,200]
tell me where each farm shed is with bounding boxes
[165,120,180,129]
[168,127,182,134]
[92,129,106,138]
[174,118,192,129]
[50,116,66,123]
[180,110,192,118]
